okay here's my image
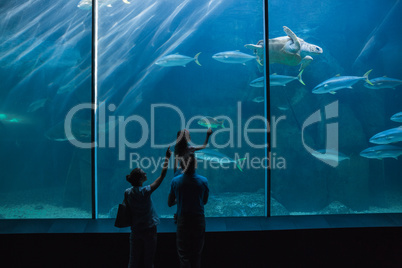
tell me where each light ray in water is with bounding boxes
[4,3,58,43]
[3,1,32,22]
[0,1,91,113]
[97,3,158,85]
[150,0,191,46]
[97,0,227,116]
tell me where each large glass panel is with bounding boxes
[97,0,266,218]
[0,1,92,218]
[269,0,402,215]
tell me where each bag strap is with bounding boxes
[123,190,130,209]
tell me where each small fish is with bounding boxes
[0,113,24,124]
[312,70,373,94]
[212,51,256,64]
[311,149,350,164]
[45,118,91,141]
[277,106,289,111]
[77,0,126,10]
[270,70,305,86]
[360,145,402,160]
[391,112,402,123]
[364,77,402,90]
[27,98,49,113]
[195,149,246,171]
[249,77,264,87]
[155,53,201,67]
[198,116,225,128]
[77,0,92,9]
[369,126,402,144]
[252,96,265,103]
[57,83,75,94]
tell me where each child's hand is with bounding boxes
[166,146,172,159]
[207,128,213,136]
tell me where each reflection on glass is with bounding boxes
[0,1,92,218]
[269,0,402,215]
[97,0,266,218]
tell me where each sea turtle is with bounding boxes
[245,40,264,65]
[245,26,323,72]
[245,40,264,71]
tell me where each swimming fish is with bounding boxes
[270,70,305,86]
[77,0,92,9]
[260,71,312,87]
[155,53,201,67]
[77,0,129,10]
[360,145,402,160]
[195,149,246,171]
[364,76,402,90]
[312,70,373,94]
[212,51,256,64]
[391,112,402,123]
[249,77,264,87]
[277,106,289,111]
[57,83,76,94]
[0,113,24,124]
[45,119,91,141]
[369,126,402,144]
[311,149,350,164]
[252,96,265,103]
[197,116,225,128]
[27,98,49,113]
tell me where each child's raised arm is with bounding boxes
[150,147,172,192]
[194,128,212,151]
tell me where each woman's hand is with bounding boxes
[166,146,172,159]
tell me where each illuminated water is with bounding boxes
[0,0,401,220]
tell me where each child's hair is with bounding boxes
[126,168,144,186]
[175,129,190,157]
[180,152,196,175]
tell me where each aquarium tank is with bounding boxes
[0,0,401,222]
[0,0,92,218]
[269,0,402,215]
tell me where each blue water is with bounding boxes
[0,0,401,219]
[268,0,402,213]
[0,1,93,215]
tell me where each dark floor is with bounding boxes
[2,228,402,267]
[1,215,402,267]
